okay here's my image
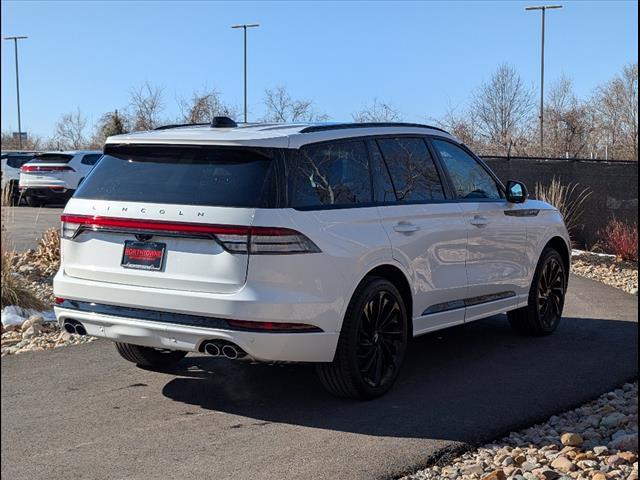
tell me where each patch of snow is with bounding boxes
[1,306,26,327]
[1,305,56,327]
[40,310,56,322]
[572,249,616,258]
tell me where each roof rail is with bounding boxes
[154,122,210,131]
[299,122,450,135]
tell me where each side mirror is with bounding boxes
[505,180,528,203]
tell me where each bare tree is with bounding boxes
[263,86,328,122]
[437,102,479,148]
[90,109,130,147]
[129,82,164,131]
[54,109,88,150]
[589,63,638,160]
[592,77,623,159]
[178,88,238,123]
[352,99,401,123]
[0,132,43,151]
[544,77,592,158]
[619,62,639,159]
[471,64,535,154]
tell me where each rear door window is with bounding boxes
[6,155,35,169]
[287,140,372,208]
[74,145,277,207]
[376,137,445,202]
[367,140,396,203]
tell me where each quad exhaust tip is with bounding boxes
[221,344,240,360]
[203,342,220,357]
[202,340,246,359]
[63,322,76,334]
[62,319,88,336]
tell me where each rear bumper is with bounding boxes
[19,186,73,199]
[53,270,341,362]
[54,306,338,362]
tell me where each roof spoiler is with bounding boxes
[154,116,239,130]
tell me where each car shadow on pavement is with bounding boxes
[161,315,638,442]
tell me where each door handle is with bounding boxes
[469,215,489,227]
[393,221,420,234]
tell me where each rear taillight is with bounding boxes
[216,226,321,254]
[21,165,75,173]
[59,215,320,254]
[247,227,321,254]
[61,218,82,239]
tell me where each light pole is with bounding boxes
[231,23,259,123]
[4,36,28,149]
[525,5,562,157]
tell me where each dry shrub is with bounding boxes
[598,220,638,262]
[1,238,46,310]
[535,176,592,242]
[11,228,61,278]
[34,228,61,273]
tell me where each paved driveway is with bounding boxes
[1,275,637,480]
[1,206,64,251]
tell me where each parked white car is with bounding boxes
[1,151,39,204]
[54,119,571,399]
[19,150,102,206]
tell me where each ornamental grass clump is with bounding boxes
[1,236,46,310]
[534,176,592,243]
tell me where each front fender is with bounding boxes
[526,206,571,286]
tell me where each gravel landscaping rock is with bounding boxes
[571,250,638,295]
[1,320,95,357]
[401,382,638,480]
[561,433,584,448]
[1,234,98,357]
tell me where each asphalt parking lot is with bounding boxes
[2,275,637,480]
[1,206,64,251]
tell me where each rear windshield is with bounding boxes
[31,154,73,163]
[74,145,277,208]
[4,155,36,168]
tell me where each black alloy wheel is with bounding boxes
[508,247,566,336]
[536,256,565,329]
[316,277,409,399]
[357,290,406,388]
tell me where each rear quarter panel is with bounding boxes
[251,207,394,333]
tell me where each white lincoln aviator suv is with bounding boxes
[54,118,571,399]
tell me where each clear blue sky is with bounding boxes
[1,0,637,138]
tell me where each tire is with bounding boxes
[508,247,567,336]
[316,276,409,400]
[115,342,187,369]
[11,184,21,206]
[2,182,19,206]
[25,195,44,207]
